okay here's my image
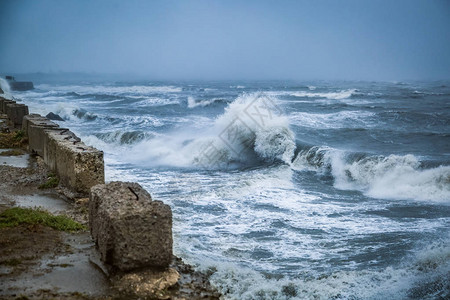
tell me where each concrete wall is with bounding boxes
[6,95,174,277]
[22,113,105,195]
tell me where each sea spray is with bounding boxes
[0,77,11,94]
[119,93,297,168]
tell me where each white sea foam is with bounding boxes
[289,111,376,129]
[269,89,357,100]
[186,236,450,300]
[126,93,296,168]
[36,84,182,95]
[0,77,11,94]
[293,148,450,203]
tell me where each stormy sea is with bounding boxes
[7,78,450,299]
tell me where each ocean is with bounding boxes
[7,78,450,299]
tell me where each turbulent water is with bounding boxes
[5,78,450,299]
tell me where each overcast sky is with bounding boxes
[1,0,449,80]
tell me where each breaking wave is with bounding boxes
[94,130,155,145]
[187,96,227,108]
[270,89,357,100]
[122,93,296,168]
[292,146,450,202]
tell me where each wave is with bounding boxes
[199,237,450,299]
[289,111,375,129]
[0,78,11,94]
[269,89,357,100]
[123,93,296,168]
[36,84,182,96]
[95,130,155,145]
[292,146,450,202]
[187,96,227,108]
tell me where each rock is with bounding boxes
[46,112,65,121]
[112,268,180,299]
[0,87,3,94]
[89,182,173,271]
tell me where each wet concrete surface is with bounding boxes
[0,149,29,168]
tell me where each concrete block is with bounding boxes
[89,182,173,271]
[1,100,15,114]
[44,129,104,194]
[29,125,67,156]
[0,97,6,112]
[22,114,59,135]
[5,103,29,125]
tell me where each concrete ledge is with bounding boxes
[44,129,104,194]
[6,103,29,125]
[89,182,173,271]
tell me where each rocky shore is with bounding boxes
[0,96,220,299]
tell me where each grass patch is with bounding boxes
[39,173,59,189]
[0,130,27,148]
[0,149,24,156]
[0,207,86,232]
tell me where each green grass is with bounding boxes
[0,130,27,148]
[0,207,86,232]
[38,173,59,189]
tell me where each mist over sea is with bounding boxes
[7,78,450,299]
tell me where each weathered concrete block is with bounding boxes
[1,100,15,114]
[22,114,59,136]
[25,115,61,155]
[89,182,173,271]
[29,125,66,156]
[0,97,7,113]
[0,97,6,112]
[5,103,29,125]
[44,129,104,194]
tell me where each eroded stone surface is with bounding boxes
[112,268,180,299]
[89,181,173,271]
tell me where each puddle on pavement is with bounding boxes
[0,149,29,168]
[13,194,70,213]
[0,233,111,297]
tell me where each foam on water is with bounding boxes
[36,84,182,95]
[13,80,450,299]
[115,93,296,168]
[187,96,226,108]
[292,147,450,202]
[289,111,376,129]
[269,89,356,100]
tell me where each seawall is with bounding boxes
[0,94,220,298]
